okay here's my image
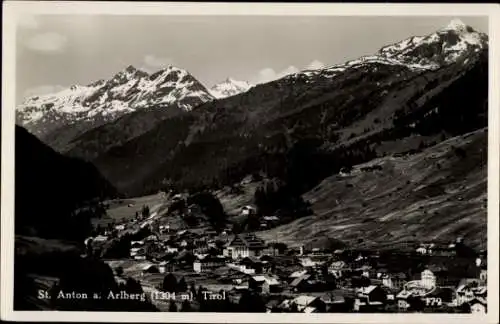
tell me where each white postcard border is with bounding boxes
[2,2,499,323]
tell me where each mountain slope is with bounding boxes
[16,65,214,152]
[209,78,253,99]
[258,128,487,250]
[378,19,487,67]
[89,21,487,199]
[15,125,119,239]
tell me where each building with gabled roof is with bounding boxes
[469,297,487,313]
[292,295,326,312]
[223,233,267,259]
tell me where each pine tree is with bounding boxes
[169,301,178,312]
[180,300,192,312]
[177,277,188,292]
[162,273,177,293]
[189,283,197,295]
[289,302,298,312]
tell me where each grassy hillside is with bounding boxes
[257,128,487,250]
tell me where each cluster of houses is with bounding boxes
[116,226,488,314]
[86,196,488,314]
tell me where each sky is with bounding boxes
[15,15,488,104]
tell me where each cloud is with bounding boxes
[23,32,67,53]
[142,55,175,72]
[17,15,40,29]
[257,65,300,83]
[23,85,66,99]
[306,60,325,70]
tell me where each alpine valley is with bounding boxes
[16,19,488,250]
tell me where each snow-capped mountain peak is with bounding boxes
[16,64,214,139]
[277,19,488,88]
[377,19,487,67]
[209,78,253,99]
[442,18,470,33]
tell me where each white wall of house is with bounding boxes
[382,278,393,289]
[421,270,436,289]
[193,261,222,273]
[193,261,202,273]
[471,303,486,313]
[225,246,261,259]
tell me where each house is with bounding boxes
[240,205,256,216]
[396,290,412,310]
[289,269,308,282]
[356,285,387,304]
[249,275,281,293]
[353,297,385,312]
[290,274,313,292]
[455,278,486,306]
[115,224,125,231]
[265,299,281,313]
[263,215,279,222]
[130,247,145,258]
[289,274,329,292]
[165,246,179,254]
[320,292,348,312]
[223,233,267,259]
[158,261,175,274]
[299,257,322,268]
[94,235,108,242]
[228,263,256,275]
[303,306,319,313]
[479,269,487,282]
[292,295,326,313]
[131,240,144,248]
[381,273,407,291]
[239,256,263,273]
[141,264,159,274]
[416,246,427,255]
[263,244,286,256]
[416,243,438,255]
[328,261,349,278]
[172,193,183,201]
[420,269,437,289]
[159,224,170,234]
[205,230,218,237]
[469,297,487,313]
[356,265,373,278]
[193,256,225,273]
[145,235,158,242]
[262,277,281,294]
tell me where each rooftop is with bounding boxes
[228,233,266,249]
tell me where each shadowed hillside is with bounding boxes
[15,125,119,240]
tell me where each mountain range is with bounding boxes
[15,19,488,248]
[17,67,254,155]
[209,78,254,99]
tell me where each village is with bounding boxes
[84,192,488,313]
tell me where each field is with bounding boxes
[92,193,168,228]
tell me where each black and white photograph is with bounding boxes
[1,2,499,323]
